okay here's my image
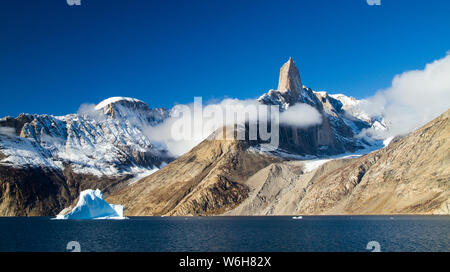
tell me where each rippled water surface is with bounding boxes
[0,216,448,252]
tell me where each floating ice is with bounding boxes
[56,189,126,220]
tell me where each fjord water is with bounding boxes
[0,216,448,252]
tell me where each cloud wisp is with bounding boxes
[359,53,450,139]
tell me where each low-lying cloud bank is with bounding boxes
[359,53,450,139]
[145,98,322,156]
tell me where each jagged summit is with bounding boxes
[278,57,302,97]
[259,57,319,109]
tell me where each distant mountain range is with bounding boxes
[3,58,447,217]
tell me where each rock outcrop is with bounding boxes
[277,57,303,104]
[258,58,376,156]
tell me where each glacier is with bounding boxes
[56,189,126,220]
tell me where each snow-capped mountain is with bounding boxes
[315,91,388,135]
[257,58,387,157]
[327,93,388,132]
[0,97,172,176]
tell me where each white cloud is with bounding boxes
[359,53,450,138]
[144,97,322,156]
[143,98,260,156]
[279,103,322,127]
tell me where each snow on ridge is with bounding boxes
[249,139,385,173]
[328,93,359,109]
[0,135,62,170]
[301,142,384,173]
[95,97,145,110]
[0,99,171,177]
[127,162,166,186]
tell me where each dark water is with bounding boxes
[0,216,448,252]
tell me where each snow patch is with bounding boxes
[383,136,394,147]
[300,144,383,173]
[302,159,332,172]
[127,164,164,186]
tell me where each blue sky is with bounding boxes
[0,0,449,117]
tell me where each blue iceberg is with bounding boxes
[56,189,126,219]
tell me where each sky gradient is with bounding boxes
[1,0,449,117]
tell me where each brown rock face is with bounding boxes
[0,164,133,216]
[300,109,449,214]
[278,57,303,98]
[0,114,33,136]
[0,166,71,216]
[229,109,450,215]
[106,132,281,216]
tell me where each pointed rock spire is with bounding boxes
[277,57,302,97]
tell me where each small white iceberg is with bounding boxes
[292,216,303,220]
[55,189,127,220]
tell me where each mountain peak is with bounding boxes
[278,57,302,97]
[94,96,151,118]
[95,97,145,111]
[92,96,169,125]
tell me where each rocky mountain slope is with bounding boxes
[106,128,281,216]
[228,109,450,215]
[0,97,173,215]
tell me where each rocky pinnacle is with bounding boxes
[277,57,302,97]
